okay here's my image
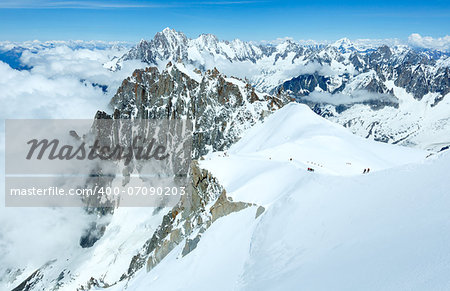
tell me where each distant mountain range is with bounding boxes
[113,28,448,99]
[1,29,449,151]
[109,28,449,151]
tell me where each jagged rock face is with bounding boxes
[107,62,288,157]
[121,161,259,283]
[125,29,189,64]
[8,160,262,291]
[276,45,450,150]
[115,28,449,104]
[281,45,449,102]
[395,65,449,103]
[84,64,273,285]
[281,73,346,96]
[120,28,265,65]
[6,63,283,291]
[113,29,450,151]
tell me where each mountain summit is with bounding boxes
[111,28,450,150]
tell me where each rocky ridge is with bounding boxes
[115,28,449,103]
[8,63,280,291]
[103,61,289,157]
[113,28,450,150]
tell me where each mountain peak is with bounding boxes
[332,37,353,48]
[155,27,187,40]
[161,27,177,34]
[199,33,218,40]
[152,27,188,52]
[197,33,219,46]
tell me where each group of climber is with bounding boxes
[363,168,371,174]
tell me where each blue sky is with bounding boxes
[0,0,448,42]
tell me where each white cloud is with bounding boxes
[0,43,148,282]
[300,90,398,106]
[408,33,450,52]
[0,61,108,119]
[0,44,145,119]
[0,207,97,273]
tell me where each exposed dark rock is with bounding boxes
[106,63,287,158]
[439,145,449,152]
[12,270,42,291]
[79,222,107,248]
[124,160,259,279]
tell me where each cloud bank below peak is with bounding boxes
[408,33,450,52]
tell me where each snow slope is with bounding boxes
[327,86,450,151]
[0,206,170,290]
[106,103,450,290]
[226,103,425,176]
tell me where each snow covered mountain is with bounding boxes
[101,61,288,157]
[124,104,448,291]
[7,103,450,290]
[101,104,450,290]
[3,29,450,291]
[112,28,450,150]
[1,63,289,290]
[114,28,448,98]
